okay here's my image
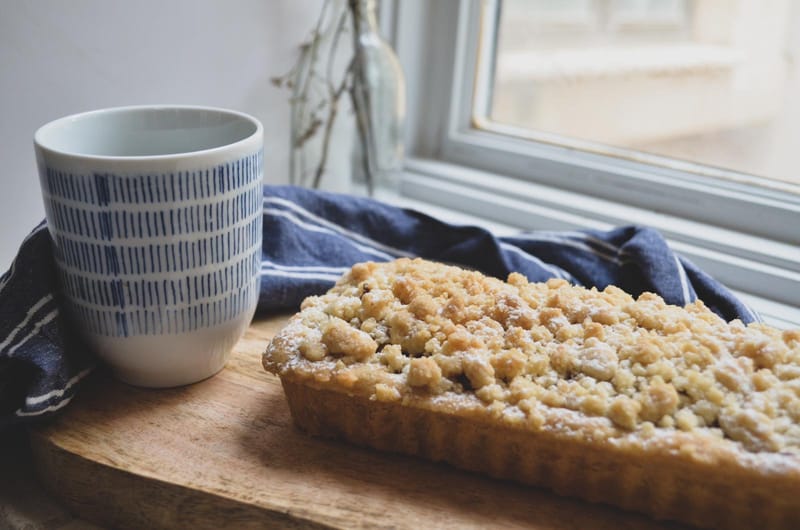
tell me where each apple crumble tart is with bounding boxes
[263,258,800,529]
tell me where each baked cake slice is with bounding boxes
[263,258,800,529]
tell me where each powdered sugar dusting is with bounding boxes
[264,258,800,463]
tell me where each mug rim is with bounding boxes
[34,104,263,162]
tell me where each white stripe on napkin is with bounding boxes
[499,242,575,282]
[261,259,350,275]
[0,294,54,351]
[260,269,342,282]
[25,367,93,406]
[514,232,623,265]
[264,197,414,258]
[264,207,396,261]
[15,394,75,417]
[673,255,693,305]
[543,230,622,254]
[8,309,59,356]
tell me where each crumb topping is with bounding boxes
[264,258,800,454]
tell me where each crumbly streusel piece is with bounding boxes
[264,258,800,454]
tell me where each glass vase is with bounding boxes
[349,0,406,194]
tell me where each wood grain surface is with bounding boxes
[29,314,686,530]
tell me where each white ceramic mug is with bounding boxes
[34,106,263,387]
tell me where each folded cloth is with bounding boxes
[0,185,757,427]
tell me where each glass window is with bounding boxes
[486,0,800,187]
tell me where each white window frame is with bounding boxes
[382,0,800,325]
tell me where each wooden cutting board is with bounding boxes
[29,314,685,530]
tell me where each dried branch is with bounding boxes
[276,0,380,191]
[326,9,350,95]
[296,1,333,114]
[287,0,333,185]
[312,57,356,189]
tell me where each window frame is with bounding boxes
[385,0,800,319]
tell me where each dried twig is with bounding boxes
[274,0,378,191]
[312,57,356,189]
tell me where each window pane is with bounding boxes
[488,0,800,187]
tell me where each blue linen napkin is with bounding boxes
[0,185,757,427]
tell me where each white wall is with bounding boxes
[0,0,320,269]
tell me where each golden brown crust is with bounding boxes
[263,258,800,528]
[281,380,800,530]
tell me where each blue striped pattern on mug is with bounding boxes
[40,151,263,337]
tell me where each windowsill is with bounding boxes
[380,159,800,329]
